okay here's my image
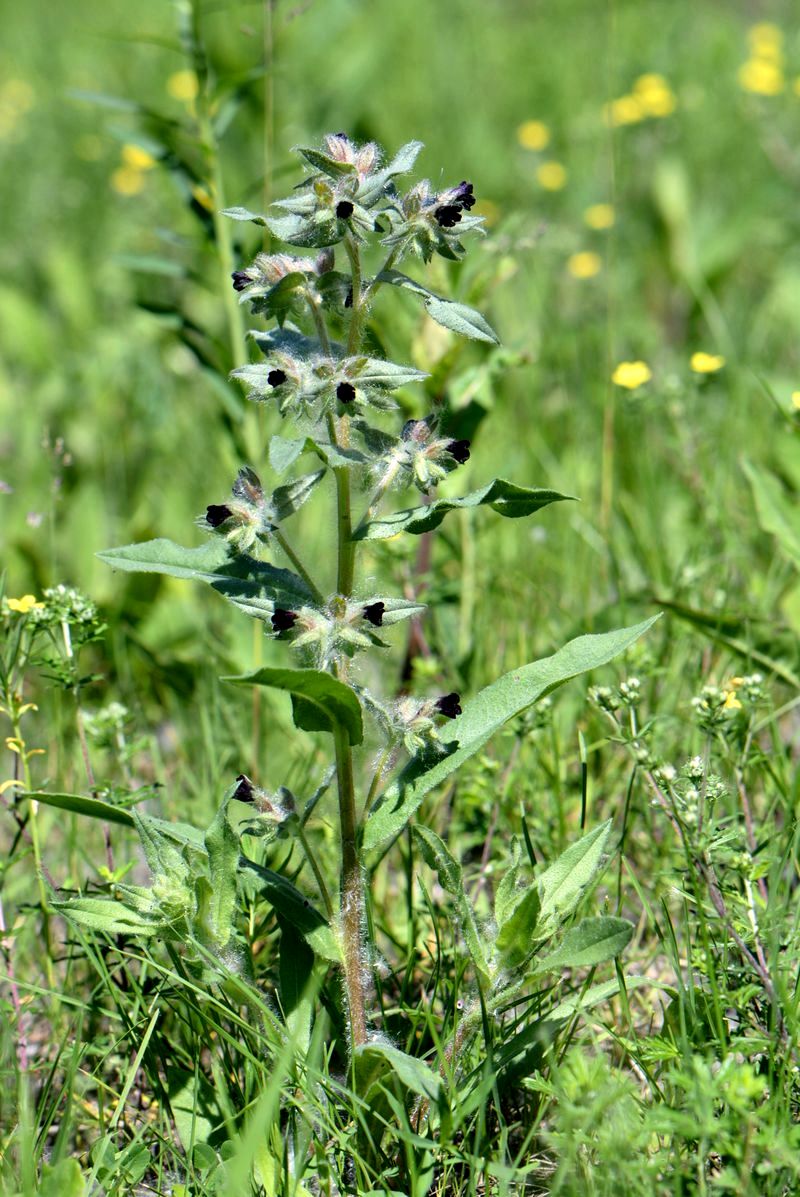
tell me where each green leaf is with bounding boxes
[413,825,490,980]
[55,896,163,936]
[537,821,612,934]
[200,805,239,950]
[239,857,339,962]
[377,269,499,344]
[354,357,429,389]
[23,790,135,828]
[222,205,268,226]
[364,617,659,858]
[97,538,313,618]
[270,469,326,522]
[495,887,541,969]
[354,1041,441,1102]
[295,146,358,177]
[167,1067,222,1152]
[226,667,363,745]
[269,434,365,474]
[743,459,800,571]
[354,479,573,539]
[38,1159,87,1197]
[277,916,315,1017]
[357,140,424,206]
[532,916,634,973]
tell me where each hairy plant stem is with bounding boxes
[334,720,367,1049]
[326,235,369,1050]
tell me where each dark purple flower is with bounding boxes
[271,608,298,632]
[336,200,354,219]
[435,204,462,228]
[435,692,462,719]
[232,271,250,292]
[448,439,471,465]
[206,504,232,528]
[344,286,353,309]
[363,601,385,627]
[268,369,287,387]
[453,181,476,210]
[233,773,255,802]
[337,381,356,404]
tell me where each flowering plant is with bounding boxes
[53,133,654,1121]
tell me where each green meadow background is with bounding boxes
[2,0,800,1191]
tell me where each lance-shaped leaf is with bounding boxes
[222,206,268,226]
[351,357,429,389]
[225,666,363,745]
[413,825,490,980]
[55,897,163,937]
[532,916,634,974]
[239,856,339,962]
[295,145,358,177]
[97,539,313,619]
[496,887,541,969]
[271,469,326,522]
[354,480,573,540]
[250,326,334,360]
[536,820,612,935]
[354,1040,441,1103]
[743,459,800,572]
[364,616,660,858]
[377,268,499,344]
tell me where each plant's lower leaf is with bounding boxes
[354,479,573,540]
[413,825,490,980]
[536,821,612,934]
[364,616,659,859]
[23,790,135,828]
[225,667,363,745]
[354,1041,441,1102]
[532,916,634,973]
[239,856,339,962]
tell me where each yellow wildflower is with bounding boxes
[567,251,602,279]
[584,203,615,230]
[791,391,800,409]
[537,161,567,190]
[604,95,644,127]
[167,70,199,102]
[121,144,156,171]
[633,73,677,117]
[6,595,44,614]
[748,23,783,53]
[517,120,550,150]
[723,691,743,711]
[111,166,146,196]
[612,361,652,389]
[738,59,784,95]
[690,351,725,374]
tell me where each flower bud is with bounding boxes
[205,504,233,528]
